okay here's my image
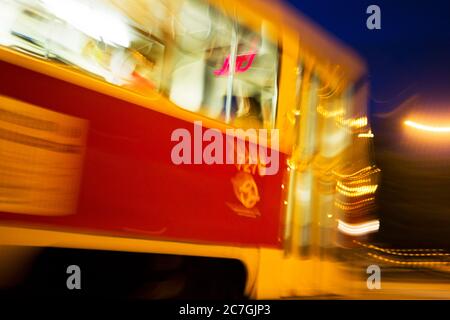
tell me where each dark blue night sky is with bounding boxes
[284,0,450,116]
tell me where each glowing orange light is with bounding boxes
[358,130,374,138]
[336,181,378,197]
[404,120,450,133]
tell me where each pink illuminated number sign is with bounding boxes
[214,52,257,76]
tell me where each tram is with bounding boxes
[0,0,379,298]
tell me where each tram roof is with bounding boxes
[235,0,367,81]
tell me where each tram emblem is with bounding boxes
[231,172,260,209]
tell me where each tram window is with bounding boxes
[0,0,279,128]
[0,0,165,94]
[168,0,279,129]
[231,23,279,129]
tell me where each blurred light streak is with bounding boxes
[354,241,450,257]
[335,197,375,210]
[333,166,380,179]
[337,219,380,235]
[368,253,450,266]
[337,181,378,197]
[338,116,368,129]
[358,130,374,138]
[404,120,450,133]
[317,105,345,118]
[347,178,371,185]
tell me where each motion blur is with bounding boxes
[0,0,448,300]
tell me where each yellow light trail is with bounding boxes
[336,181,378,197]
[358,130,374,138]
[367,253,450,266]
[404,120,450,133]
[354,241,450,257]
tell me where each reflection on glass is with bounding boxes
[0,0,279,129]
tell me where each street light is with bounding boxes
[404,120,450,133]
